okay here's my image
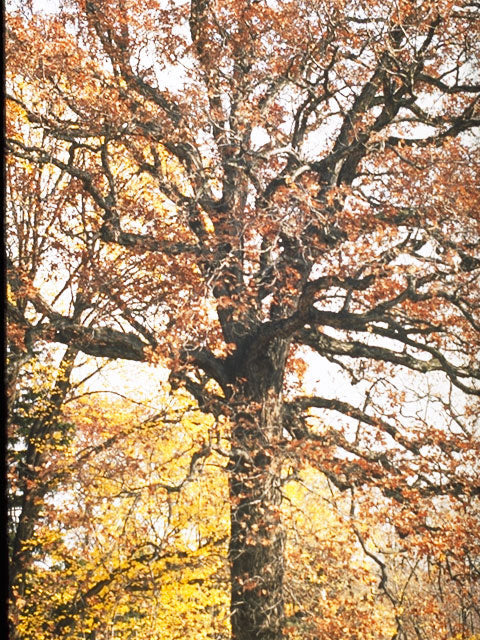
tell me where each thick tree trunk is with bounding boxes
[228,339,289,640]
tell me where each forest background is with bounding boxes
[5,1,480,639]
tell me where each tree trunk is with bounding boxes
[228,339,289,640]
[8,348,77,636]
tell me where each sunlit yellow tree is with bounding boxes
[8,358,231,640]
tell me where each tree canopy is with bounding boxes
[6,1,480,639]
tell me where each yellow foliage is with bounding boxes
[11,374,230,640]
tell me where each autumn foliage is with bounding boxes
[6,1,480,639]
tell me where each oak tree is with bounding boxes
[6,1,480,638]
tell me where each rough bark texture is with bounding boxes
[229,340,290,640]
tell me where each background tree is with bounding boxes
[6,1,480,639]
[8,369,230,640]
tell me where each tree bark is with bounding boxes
[228,339,289,640]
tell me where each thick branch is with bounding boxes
[287,396,419,454]
[8,259,149,361]
[28,321,148,361]
[297,327,480,395]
